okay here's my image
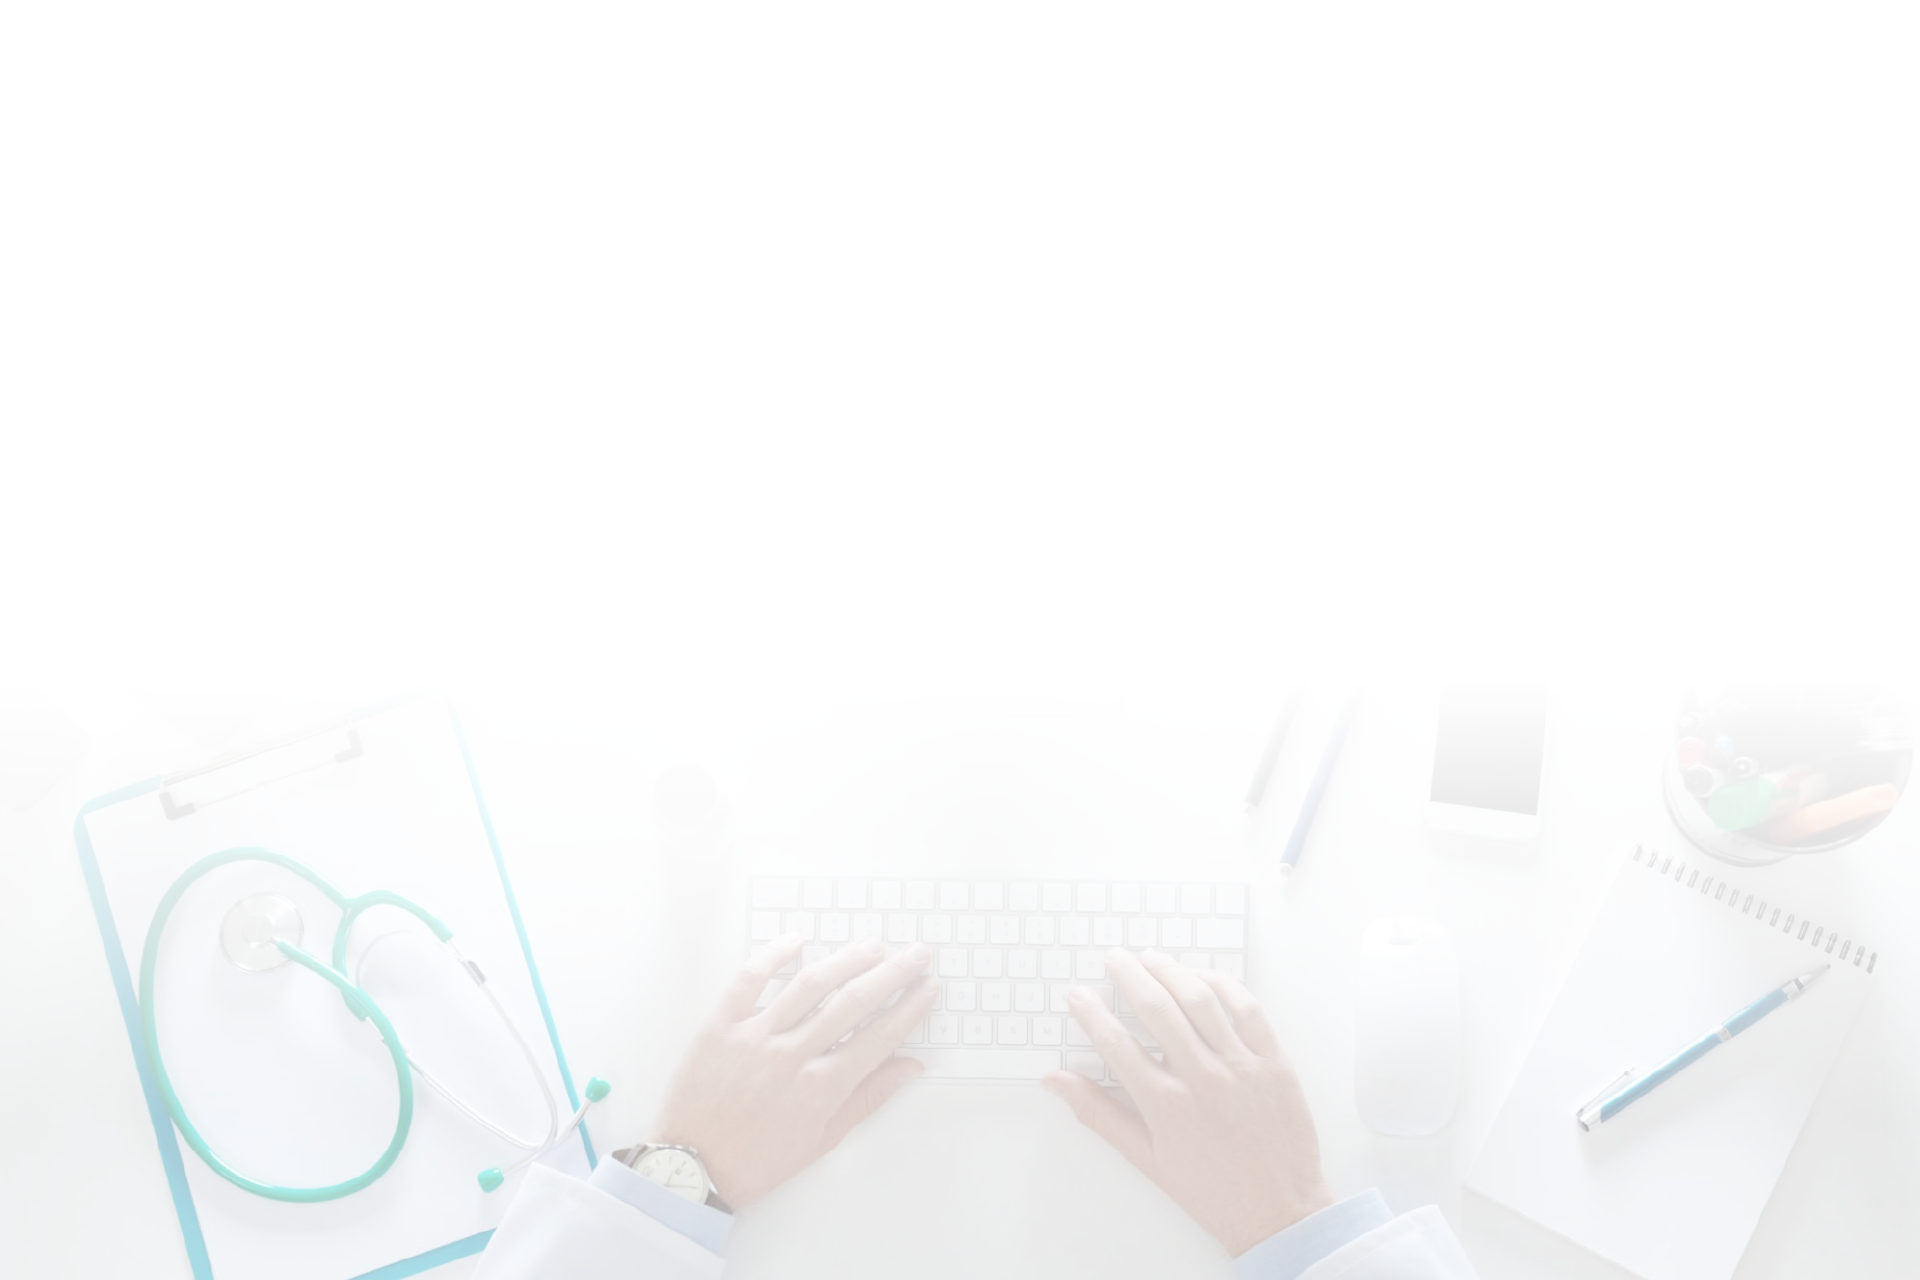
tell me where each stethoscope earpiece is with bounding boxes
[477,1076,613,1193]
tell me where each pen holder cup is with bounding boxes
[1664,690,1912,867]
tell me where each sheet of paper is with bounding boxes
[1466,851,1875,1280]
[82,697,589,1280]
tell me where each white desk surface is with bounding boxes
[4,688,1914,1280]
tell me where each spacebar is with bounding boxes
[901,1049,1062,1079]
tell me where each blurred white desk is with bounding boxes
[5,690,1914,1279]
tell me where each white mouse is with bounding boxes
[1355,915,1462,1137]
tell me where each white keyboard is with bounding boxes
[747,877,1249,1083]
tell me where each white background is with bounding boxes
[3,2,1918,1277]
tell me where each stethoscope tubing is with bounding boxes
[139,846,567,1203]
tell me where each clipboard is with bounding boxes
[74,694,594,1280]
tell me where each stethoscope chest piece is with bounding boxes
[221,893,305,972]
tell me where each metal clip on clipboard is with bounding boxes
[159,719,364,819]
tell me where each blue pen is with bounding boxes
[1576,966,1829,1131]
[1278,689,1357,875]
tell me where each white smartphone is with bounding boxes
[1424,687,1548,841]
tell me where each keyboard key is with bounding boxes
[1092,917,1122,946]
[1077,883,1106,913]
[927,1014,959,1045]
[1178,953,1209,969]
[1040,950,1071,979]
[1042,882,1072,912]
[1127,918,1156,948]
[962,1015,993,1045]
[1015,982,1044,1011]
[753,879,800,909]
[946,981,977,1011]
[1059,917,1090,946]
[974,882,1004,911]
[903,1048,1062,1079]
[1058,982,1112,1011]
[1110,883,1142,914]
[938,948,970,977]
[836,880,868,909]
[989,915,1019,944]
[906,880,937,910]
[1033,1015,1063,1045]
[1213,953,1245,979]
[1216,884,1246,916]
[784,912,816,941]
[921,915,953,943]
[1008,948,1038,978]
[749,911,780,941]
[1181,884,1211,915]
[1197,919,1245,949]
[1067,1017,1092,1047]
[775,950,799,975]
[800,944,830,967]
[1160,918,1192,948]
[904,1019,926,1045]
[973,949,1004,978]
[940,882,970,911]
[1144,884,1177,915]
[887,914,918,943]
[982,982,1011,1011]
[958,916,987,944]
[1024,916,1056,946]
[871,881,902,909]
[820,912,850,942]
[1008,882,1039,912]
[852,913,883,941]
[1076,951,1106,980]
[802,879,834,909]
[997,1015,1028,1045]
[1122,1018,1158,1048]
[1066,1052,1105,1081]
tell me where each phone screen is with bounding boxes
[1430,687,1548,816]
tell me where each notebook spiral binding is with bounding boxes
[1634,844,1877,975]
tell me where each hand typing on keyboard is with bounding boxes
[1042,948,1335,1257]
[648,934,937,1208]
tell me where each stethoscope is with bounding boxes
[139,847,608,1203]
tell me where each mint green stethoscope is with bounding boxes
[139,848,609,1203]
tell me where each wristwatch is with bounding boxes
[613,1142,732,1213]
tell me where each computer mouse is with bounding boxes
[1355,915,1461,1137]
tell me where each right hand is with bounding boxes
[1041,948,1334,1256]
[648,934,937,1208]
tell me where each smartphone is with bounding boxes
[1424,687,1549,841]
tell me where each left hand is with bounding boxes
[648,934,937,1208]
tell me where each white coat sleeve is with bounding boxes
[1235,1192,1477,1280]
[1297,1207,1478,1280]
[471,1165,726,1280]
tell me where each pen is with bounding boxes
[1278,689,1357,875]
[1244,691,1302,812]
[1576,966,1829,1131]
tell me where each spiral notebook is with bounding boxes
[1467,845,1876,1280]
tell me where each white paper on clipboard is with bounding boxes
[78,696,590,1280]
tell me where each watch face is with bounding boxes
[633,1148,707,1203]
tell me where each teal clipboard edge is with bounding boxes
[72,691,595,1280]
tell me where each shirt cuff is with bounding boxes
[586,1158,733,1257]
[1232,1190,1394,1280]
